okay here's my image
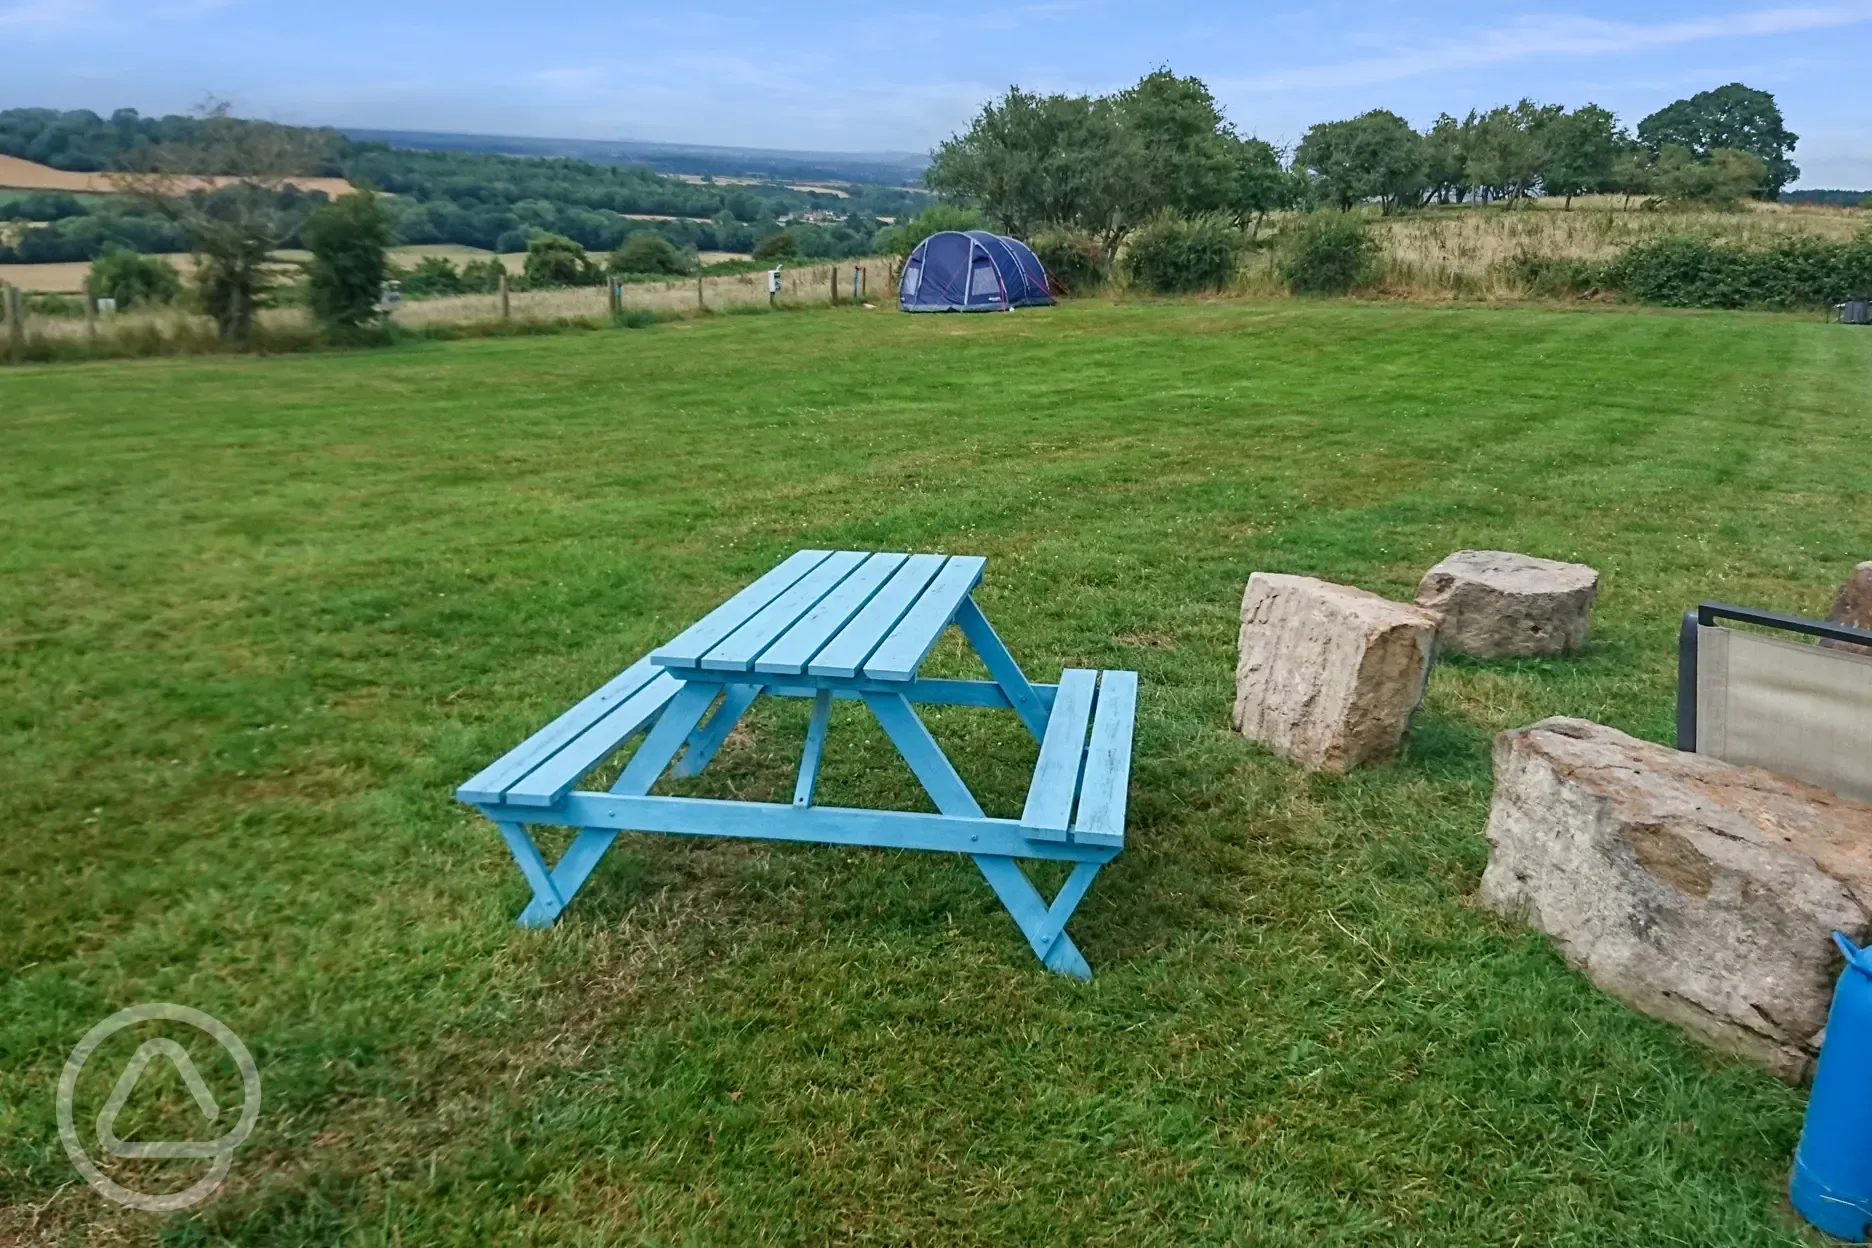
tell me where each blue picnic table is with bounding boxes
[457,550,1138,977]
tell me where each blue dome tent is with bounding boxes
[899,230,1053,312]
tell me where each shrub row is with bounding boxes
[1602,233,1872,308]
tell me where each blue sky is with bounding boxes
[4,0,1869,186]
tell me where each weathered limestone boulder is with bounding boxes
[1479,717,1872,1080]
[1232,573,1440,773]
[1416,550,1599,658]
[1826,561,1872,656]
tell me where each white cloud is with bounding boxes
[1224,3,1872,92]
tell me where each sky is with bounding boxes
[3,0,1869,187]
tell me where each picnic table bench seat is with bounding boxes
[457,549,1140,977]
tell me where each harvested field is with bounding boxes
[0,153,356,197]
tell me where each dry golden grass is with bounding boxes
[0,260,92,293]
[0,154,355,196]
[1216,198,1870,301]
[389,258,887,328]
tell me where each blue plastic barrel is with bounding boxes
[1792,933,1872,1241]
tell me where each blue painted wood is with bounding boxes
[1032,860,1102,959]
[754,552,909,675]
[794,688,833,807]
[698,550,869,671]
[1073,670,1138,848]
[496,822,564,924]
[861,692,984,818]
[861,687,1093,977]
[456,656,662,804]
[1020,668,1097,842]
[672,684,759,778]
[500,673,684,807]
[807,553,947,678]
[649,550,832,668]
[656,669,1057,711]
[463,547,1132,975]
[954,596,1048,740]
[971,856,1093,979]
[862,555,988,681]
[506,793,1120,862]
[610,681,718,796]
[516,826,618,927]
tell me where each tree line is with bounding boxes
[926,75,1807,252]
[0,107,930,263]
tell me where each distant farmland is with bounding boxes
[0,153,355,197]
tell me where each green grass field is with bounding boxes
[3,300,1869,1246]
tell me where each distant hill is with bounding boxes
[1781,189,1869,206]
[340,129,930,188]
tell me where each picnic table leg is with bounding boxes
[863,691,1098,978]
[673,683,759,777]
[497,822,567,925]
[954,596,1048,742]
[794,688,833,807]
[509,683,719,927]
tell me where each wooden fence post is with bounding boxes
[6,284,23,353]
[830,266,838,304]
[499,269,510,320]
[697,271,704,310]
[85,289,98,343]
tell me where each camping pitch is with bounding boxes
[899,230,1053,312]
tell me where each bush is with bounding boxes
[1507,249,1602,298]
[877,205,986,259]
[1122,213,1244,295]
[1279,212,1379,295]
[1653,146,1767,209]
[303,190,395,332]
[86,247,182,308]
[1605,234,1872,308]
[523,233,601,288]
[397,255,468,299]
[1030,228,1107,295]
[610,232,689,275]
[751,231,799,261]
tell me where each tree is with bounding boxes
[86,246,181,308]
[1654,145,1767,207]
[302,189,393,332]
[1540,105,1621,207]
[522,233,597,286]
[114,100,333,341]
[1113,70,1241,217]
[611,231,688,274]
[1607,145,1657,208]
[1637,84,1798,196]
[1466,101,1562,204]
[1421,113,1471,204]
[925,87,1148,250]
[1295,110,1424,214]
[751,231,798,261]
[1231,138,1291,235]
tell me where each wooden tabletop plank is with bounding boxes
[698,550,871,671]
[806,554,948,678]
[649,549,833,668]
[860,555,987,681]
[754,551,909,675]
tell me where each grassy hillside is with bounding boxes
[2,301,1869,1245]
